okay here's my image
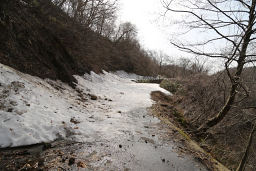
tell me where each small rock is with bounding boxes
[80,97,88,102]
[16,110,25,115]
[2,89,9,94]
[26,104,30,107]
[119,144,122,148]
[58,151,64,156]
[77,161,87,168]
[70,117,80,124]
[160,103,168,107]
[10,101,18,106]
[162,158,165,163]
[7,108,13,112]
[21,163,32,170]
[90,94,97,100]
[118,111,122,113]
[68,158,75,166]
[108,99,113,102]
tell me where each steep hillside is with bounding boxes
[0,0,157,87]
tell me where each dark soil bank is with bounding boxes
[0,0,157,87]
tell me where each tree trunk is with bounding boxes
[236,123,256,171]
[197,83,238,132]
[197,0,255,133]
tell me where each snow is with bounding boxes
[0,63,170,148]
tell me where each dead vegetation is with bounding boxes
[151,91,229,171]
[156,66,256,170]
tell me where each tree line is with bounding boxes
[50,0,159,76]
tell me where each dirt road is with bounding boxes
[0,67,207,170]
[0,106,207,171]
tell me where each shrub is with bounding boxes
[160,79,181,93]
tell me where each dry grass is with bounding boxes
[162,69,256,170]
[151,91,230,171]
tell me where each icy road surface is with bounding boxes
[0,64,207,170]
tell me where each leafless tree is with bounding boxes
[179,57,191,76]
[150,51,170,75]
[190,56,209,74]
[162,0,256,133]
[114,22,137,43]
[52,0,118,37]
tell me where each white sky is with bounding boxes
[117,0,224,71]
[118,0,180,58]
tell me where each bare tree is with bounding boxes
[150,51,170,75]
[179,57,191,76]
[190,56,209,74]
[114,22,137,43]
[52,0,118,36]
[162,0,256,132]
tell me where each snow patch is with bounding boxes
[0,64,170,148]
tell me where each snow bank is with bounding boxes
[113,70,144,80]
[0,64,170,148]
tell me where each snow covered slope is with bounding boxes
[0,63,169,148]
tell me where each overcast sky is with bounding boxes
[118,0,180,59]
[117,0,224,71]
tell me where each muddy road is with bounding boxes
[0,107,207,171]
[0,68,208,170]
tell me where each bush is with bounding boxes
[160,79,181,93]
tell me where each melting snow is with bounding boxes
[0,64,169,148]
